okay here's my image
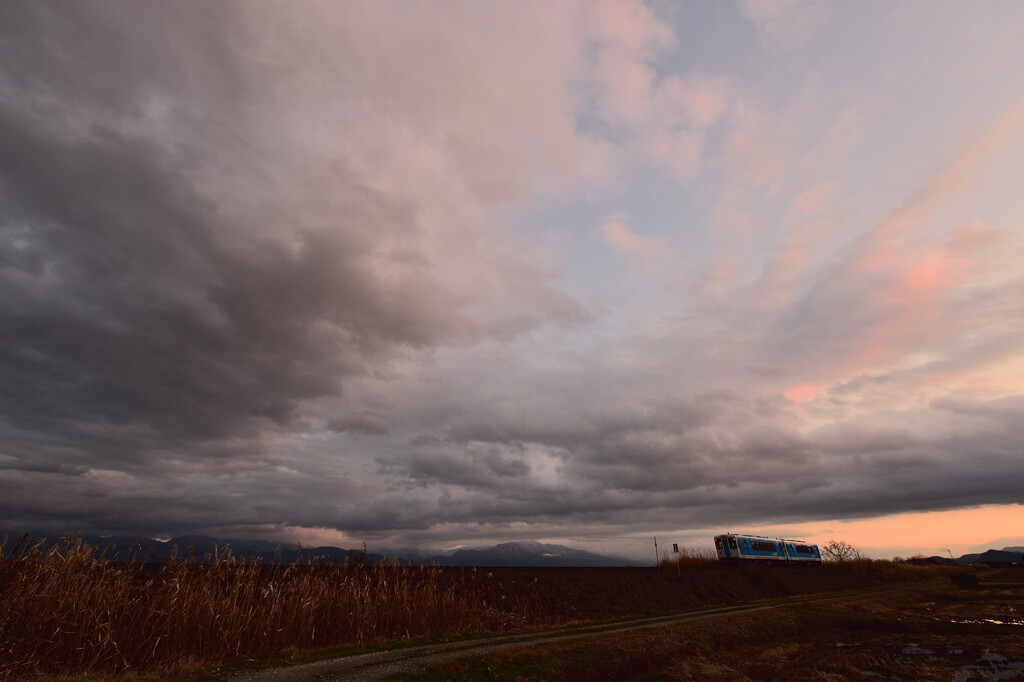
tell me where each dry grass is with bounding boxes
[417,570,1023,681]
[0,534,526,679]
[658,545,718,569]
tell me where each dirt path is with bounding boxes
[222,580,940,682]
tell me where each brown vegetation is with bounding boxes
[658,544,718,569]
[426,567,1024,681]
[0,534,522,679]
[0,534,964,679]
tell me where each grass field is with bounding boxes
[0,534,972,680]
[401,567,1024,681]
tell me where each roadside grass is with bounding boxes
[397,569,1024,681]
[388,609,819,681]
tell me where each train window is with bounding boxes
[728,538,738,549]
[795,545,812,554]
[714,538,721,548]
[752,541,776,552]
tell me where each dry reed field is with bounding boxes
[0,534,529,679]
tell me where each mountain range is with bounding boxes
[0,533,642,566]
[951,547,1024,565]
[429,540,641,567]
[3,532,1020,566]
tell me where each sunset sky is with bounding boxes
[1,1,1022,561]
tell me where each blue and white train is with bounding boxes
[714,533,822,565]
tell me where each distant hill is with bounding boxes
[426,541,642,567]
[955,547,1024,565]
[1,533,386,565]
[1,533,641,567]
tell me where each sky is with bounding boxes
[1,1,1022,561]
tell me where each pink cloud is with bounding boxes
[738,0,829,51]
[646,128,705,180]
[752,218,834,311]
[587,0,673,55]
[750,183,844,311]
[601,213,669,262]
[787,182,839,220]
[680,77,730,128]
[595,47,656,124]
[872,100,1024,236]
[796,229,981,399]
[581,3,730,179]
[861,250,971,346]
[652,74,730,129]
[723,95,789,189]
[784,381,828,403]
[587,0,673,127]
[776,214,1023,417]
[807,102,1024,380]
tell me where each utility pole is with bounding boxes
[654,536,659,570]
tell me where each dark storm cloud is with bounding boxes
[328,413,391,436]
[368,385,1024,536]
[0,1,592,540]
[0,3,468,459]
[0,109,452,454]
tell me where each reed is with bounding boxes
[659,545,718,569]
[0,534,525,679]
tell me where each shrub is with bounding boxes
[822,539,861,562]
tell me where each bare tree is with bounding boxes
[822,539,861,562]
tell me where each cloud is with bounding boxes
[1,1,1023,557]
[0,1,597,527]
[787,182,840,222]
[748,102,1024,400]
[601,213,670,264]
[328,413,391,436]
[872,99,1024,236]
[580,3,731,180]
[721,94,792,189]
[738,0,829,51]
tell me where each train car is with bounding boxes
[779,539,822,564]
[714,533,821,565]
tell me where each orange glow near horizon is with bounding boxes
[751,504,1024,558]
[282,525,354,548]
